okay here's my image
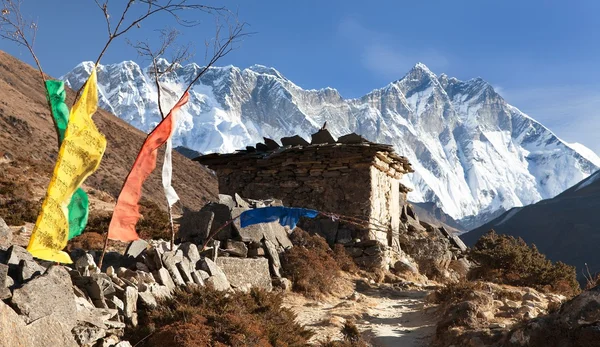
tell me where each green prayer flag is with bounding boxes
[45,80,90,240]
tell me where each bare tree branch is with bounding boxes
[74,0,230,106]
[127,27,193,118]
[1,0,61,144]
[181,14,250,96]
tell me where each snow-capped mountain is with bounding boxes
[62,60,600,224]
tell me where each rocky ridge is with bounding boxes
[62,60,600,226]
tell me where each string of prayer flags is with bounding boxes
[46,80,90,240]
[107,92,190,242]
[27,68,106,263]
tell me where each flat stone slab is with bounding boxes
[216,257,272,291]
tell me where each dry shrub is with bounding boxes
[320,322,369,347]
[0,197,40,225]
[429,280,484,305]
[137,199,171,240]
[68,231,105,251]
[281,229,344,298]
[0,171,40,225]
[468,230,580,297]
[333,244,359,274]
[126,286,312,347]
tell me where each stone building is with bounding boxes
[195,129,414,250]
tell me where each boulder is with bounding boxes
[138,290,158,309]
[176,257,194,284]
[6,244,34,266]
[72,325,107,346]
[178,209,215,243]
[18,258,46,282]
[224,239,248,258]
[191,270,206,286]
[216,257,272,291]
[179,242,201,265]
[264,240,282,278]
[10,266,77,326]
[235,193,251,208]
[122,286,138,324]
[0,263,11,299]
[125,239,149,260]
[153,267,176,292]
[206,274,231,291]
[232,207,264,243]
[218,194,235,210]
[0,299,78,347]
[161,251,185,286]
[0,217,12,249]
[263,137,280,150]
[248,247,266,257]
[201,203,234,241]
[439,226,467,252]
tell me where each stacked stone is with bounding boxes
[0,207,294,347]
[397,204,470,282]
[195,131,413,218]
[178,193,295,289]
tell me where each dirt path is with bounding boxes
[355,282,438,346]
[283,280,439,346]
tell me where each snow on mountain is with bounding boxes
[566,142,600,167]
[61,61,600,223]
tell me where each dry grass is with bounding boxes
[126,286,313,347]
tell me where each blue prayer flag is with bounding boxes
[240,206,320,230]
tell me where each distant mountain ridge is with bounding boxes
[463,167,600,283]
[62,60,600,224]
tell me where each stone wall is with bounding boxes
[197,136,413,244]
[369,166,401,246]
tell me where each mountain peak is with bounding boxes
[60,60,600,223]
[247,64,286,79]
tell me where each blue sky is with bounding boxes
[3,0,600,152]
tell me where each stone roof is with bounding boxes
[194,130,414,175]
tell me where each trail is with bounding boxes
[283,279,438,346]
[355,282,437,347]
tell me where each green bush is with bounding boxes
[468,230,580,297]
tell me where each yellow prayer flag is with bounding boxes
[27,68,106,263]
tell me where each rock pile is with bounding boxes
[503,285,600,347]
[0,198,296,347]
[430,281,565,347]
[397,203,469,282]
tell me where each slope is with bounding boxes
[463,169,600,281]
[0,50,217,214]
[61,60,599,225]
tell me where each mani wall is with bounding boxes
[195,130,414,246]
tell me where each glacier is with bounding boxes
[61,60,600,225]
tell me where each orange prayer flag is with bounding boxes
[107,92,190,242]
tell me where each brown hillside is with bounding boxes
[0,50,217,213]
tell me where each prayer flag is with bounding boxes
[46,80,90,240]
[107,93,190,242]
[240,206,320,230]
[28,69,106,263]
